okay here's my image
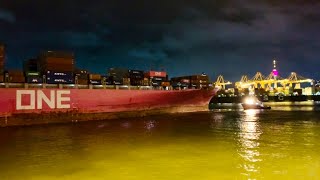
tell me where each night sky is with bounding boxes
[1,0,320,81]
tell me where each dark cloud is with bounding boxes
[0,9,15,23]
[1,0,320,81]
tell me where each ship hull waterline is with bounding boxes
[0,88,215,126]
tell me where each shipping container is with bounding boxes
[108,75,125,85]
[25,71,40,76]
[191,74,209,81]
[75,70,88,80]
[75,74,88,80]
[40,63,74,68]
[108,68,129,78]
[38,51,75,73]
[151,77,167,81]
[89,80,101,85]
[142,78,150,86]
[41,51,74,59]
[23,59,39,73]
[0,44,4,62]
[151,81,161,86]
[46,71,73,76]
[39,67,74,73]
[74,69,89,76]
[130,79,143,86]
[171,82,189,87]
[46,76,73,84]
[129,74,144,79]
[89,74,101,80]
[180,79,190,83]
[123,78,130,85]
[145,71,167,78]
[190,83,209,89]
[113,81,123,85]
[128,69,144,75]
[39,63,74,72]
[9,76,25,83]
[191,79,208,84]
[128,70,144,79]
[42,57,74,65]
[171,76,191,82]
[45,71,73,84]
[161,82,171,87]
[26,76,43,83]
[78,79,88,85]
[7,70,24,76]
[100,75,109,84]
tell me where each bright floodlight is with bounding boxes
[244,97,255,105]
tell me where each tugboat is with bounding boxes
[241,96,271,110]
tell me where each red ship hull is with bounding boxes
[0,88,215,126]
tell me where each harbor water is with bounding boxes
[1,106,320,179]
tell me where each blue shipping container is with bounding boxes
[45,71,73,84]
[46,74,73,84]
[46,71,73,78]
[46,78,73,84]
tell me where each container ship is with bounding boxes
[0,46,215,126]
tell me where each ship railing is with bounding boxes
[0,83,176,90]
[0,82,209,90]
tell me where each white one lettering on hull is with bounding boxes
[16,90,71,110]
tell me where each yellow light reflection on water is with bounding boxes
[238,110,262,178]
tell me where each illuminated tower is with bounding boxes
[272,59,278,88]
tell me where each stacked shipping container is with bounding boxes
[75,69,89,85]
[6,70,25,83]
[190,74,210,89]
[171,74,210,89]
[128,70,144,86]
[144,71,168,87]
[108,68,129,85]
[88,74,102,85]
[46,71,73,84]
[0,45,212,89]
[171,76,190,89]
[0,44,4,82]
[101,75,113,85]
[39,51,74,84]
[24,59,42,83]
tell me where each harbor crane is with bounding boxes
[214,75,232,90]
[286,72,313,89]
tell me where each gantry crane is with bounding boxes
[286,72,313,89]
[214,75,232,90]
